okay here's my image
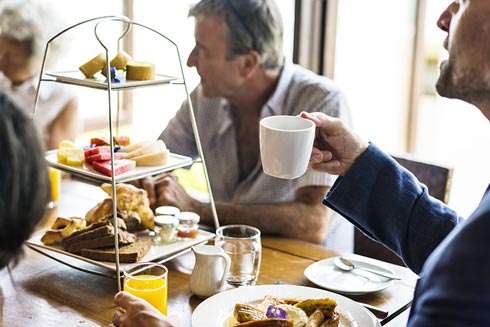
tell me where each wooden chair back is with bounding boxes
[354,154,454,265]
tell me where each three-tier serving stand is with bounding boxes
[33,16,220,291]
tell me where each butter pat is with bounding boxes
[79,53,106,78]
[126,61,155,80]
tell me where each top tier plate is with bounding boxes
[44,71,178,90]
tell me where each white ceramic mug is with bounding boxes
[259,115,315,179]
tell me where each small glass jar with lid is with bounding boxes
[153,215,179,244]
[176,211,200,239]
[155,205,180,217]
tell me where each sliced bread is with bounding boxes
[81,237,151,263]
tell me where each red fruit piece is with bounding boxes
[114,136,131,146]
[84,146,111,159]
[86,152,124,165]
[90,137,110,146]
[92,159,136,177]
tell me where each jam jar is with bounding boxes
[176,211,200,239]
[153,215,179,244]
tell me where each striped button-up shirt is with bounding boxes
[160,61,354,252]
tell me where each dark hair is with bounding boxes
[189,0,284,69]
[0,93,50,268]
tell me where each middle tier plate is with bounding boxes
[46,149,193,183]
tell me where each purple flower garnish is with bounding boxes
[266,305,288,319]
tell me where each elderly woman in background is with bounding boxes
[0,0,78,150]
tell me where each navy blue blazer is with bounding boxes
[324,143,490,326]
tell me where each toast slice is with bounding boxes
[62,222,135,253]
[66,231,136,253]
[81,237,151,263]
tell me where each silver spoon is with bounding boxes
[334,257,401,280]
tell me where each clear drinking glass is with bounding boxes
[123,262,168,315]
[215,225,261,286]
[48,168,61,208]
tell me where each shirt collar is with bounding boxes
[260,60,294,119]
[218,60,294,130]
[0,73,51,100]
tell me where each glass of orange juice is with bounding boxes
[48,168,61,208]
[123,262,168,315]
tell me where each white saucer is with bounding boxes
[304,256,395,295]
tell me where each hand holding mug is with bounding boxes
[300,112,369,176]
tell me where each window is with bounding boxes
[47,0,295,142]
[331,0,489,217]
[415,0,490,217]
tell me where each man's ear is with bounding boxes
[240,50,260,78]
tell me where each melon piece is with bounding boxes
[125,140,166,159]
[84,146,111,159]
[119,140,152,154]
[132,150,170,166]
[59,140,76,148]
[66,150,85,166]
[93,159,136,177]
[86,152,124,165]
[57,147,84,165]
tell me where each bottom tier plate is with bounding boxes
[27,228,214,275]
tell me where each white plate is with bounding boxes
[191,284,380,327]
[27,229,214,272]
[46,150,193,183]
[44,71,178,90]
[304,256,395,295]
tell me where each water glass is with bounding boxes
[123,262,168,315]
[215,225,261,286]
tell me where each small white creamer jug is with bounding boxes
[189,244,231,298]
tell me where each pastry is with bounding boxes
[126,61,155,80]
[79,53,106,78]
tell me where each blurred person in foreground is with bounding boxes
[301,1,490,325]
[113,1,490,326]
[0,93,50,269]
[138,0,354,250]
[0,0,78,150]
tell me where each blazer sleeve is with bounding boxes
[323,143,463,273]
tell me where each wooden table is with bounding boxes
[0,178,418,326]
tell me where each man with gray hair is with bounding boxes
[138,0,353,251]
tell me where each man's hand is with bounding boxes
[301,111,369,176]
[111,291,174,327]
[153,173,201,213]
[128,177,159,209]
